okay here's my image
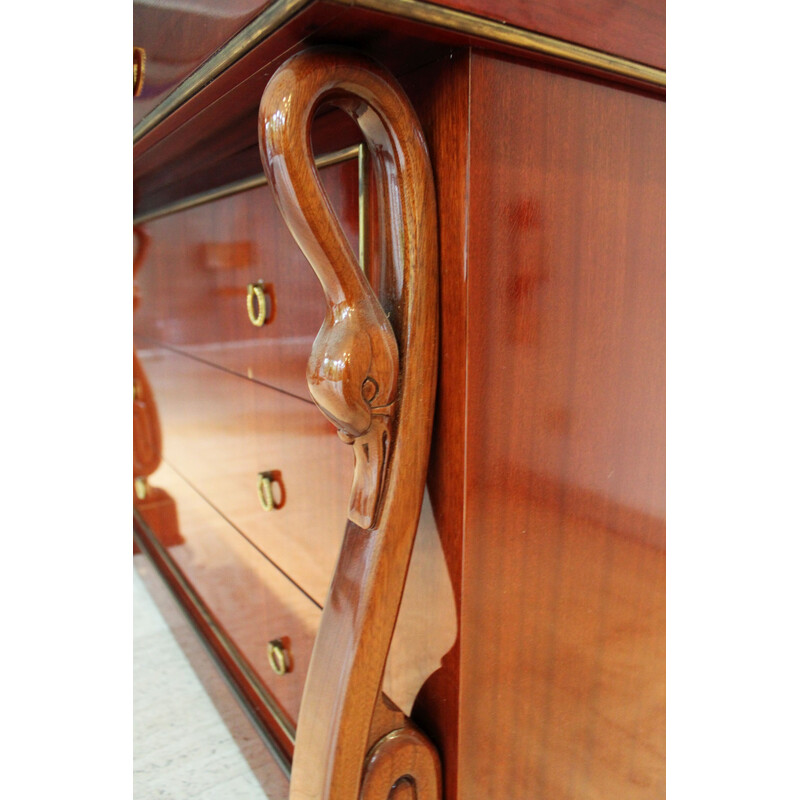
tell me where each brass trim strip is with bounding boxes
[352,0,666,87]
[133,513,294,776]
[358,139,368,269]
[133,174,266,225]
[133,0,664,143]
[133,0,312,143]
[133,143,361,225]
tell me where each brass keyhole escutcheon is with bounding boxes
[257,470,285,511]
[246,281,276,327]
[267,638,292,675]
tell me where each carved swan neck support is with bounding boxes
[259,48,440,531]
[259,48,440,800]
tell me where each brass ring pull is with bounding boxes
[246,281,276,327]
[257,470,285,511]
[267,638,292,675]
[134,476,148,500]
[133,47,146,97]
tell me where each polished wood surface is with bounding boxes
[134,226,183,549]
[133,227,162,482]
[134,2,663,220]
[134,6,665,796]
[136,357,456,735]
[139,341,452,713]
[399,51,471,800]
[133,0,664,136]
[425,0,665,69]
[134,159,359,402]
[259,47,440,800]
[137,346,352,605]
[133,0,273,126]
[457,52,665,799]
[142,460,321,736]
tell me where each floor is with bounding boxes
[133,555,289,799]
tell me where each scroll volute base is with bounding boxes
[363,696,442,800]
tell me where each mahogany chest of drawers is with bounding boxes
[133,3,665,798]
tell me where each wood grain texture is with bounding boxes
[141,460,321,740]
[134,225,183,549]
[133,227,162,482]
[259,47,440,800]
[136,346,352,606]
[134,1,664,219]
[395,52,471,800]
[133,0,275,126]
[424,0,665,69]
[458,52,665,799]
[133,12,665,795]
[132,6,443,213]
[134,159,359,402]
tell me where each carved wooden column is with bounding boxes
[133,227,161,494]
[133,226,180,547]
[258,48,440,800]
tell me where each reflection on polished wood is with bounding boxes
[419,0,665,68]
[259,47,440,800]
[138,346,352,606]
[139,445,456,755]
[144,459,321,735]
[133,159,359,401]
[139,344,456,711]
[134,226,182,548]
[133,0,273,126]
[456,52,665,799]
[133,227,160,482]
[133,4,665,794]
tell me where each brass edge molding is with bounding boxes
[133,174,266,225]
[133,0,665,144]
[351,0,666,87]
[133,143,361,225]
[133,0,313,143]
[358,141,368,269]
[133,513,295,775]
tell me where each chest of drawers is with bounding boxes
[133,3,665,798]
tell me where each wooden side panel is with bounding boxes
[460,53,665,799]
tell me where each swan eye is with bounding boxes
[362,377,378,403]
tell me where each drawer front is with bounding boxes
[138,457,458,741]
[139,459,321,734]
[139,345,352,606]
[134,156,360,401]
[137,341,458,718]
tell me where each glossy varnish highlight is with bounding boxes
[424,0,665,68]
[136,346,352,606]
[134,158,360,402]
[142,459,321,736]
[398,51,472,800]
[133,14,665,797]
[259,47,441,800]
[458,52,665,798]
[133,0,273,126]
